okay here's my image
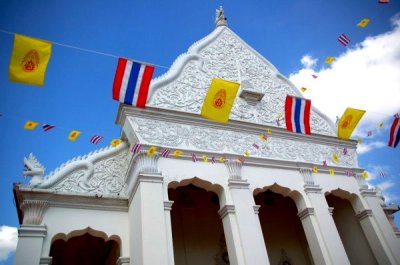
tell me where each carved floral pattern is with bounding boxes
[150,28,335,136]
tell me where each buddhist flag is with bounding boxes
[357,19,370,28]
[110,139,122,147]
[388,115,400,148]
[24,120,39,130]
[300,87,307,92]
[219,156,226,163]
[173,150,183,157]
[312,166,319,173]
[147,146,157,157]
[337,108,365,139]
[285,95,311,134]
[200,78,240,123]
[362,171,369,179]
[266,128,272,134]
[329,169,335,176]
[202,155,208,162]
[325,57,335,64]
[332,153,339,163]
[68,130,81,141]
[112,58,155,108]
[9,34,52,86]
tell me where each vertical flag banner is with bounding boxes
[337,108,366,139]
[337,34,351,46]
[388,115,400,148]
[161,149,171,158]
[200,78,240,123]
[112,58,155,108]
[285,95,311,134]
[9,34,52,86]
[24,121,39,130]
[68,130,81,141]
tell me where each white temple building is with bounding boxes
[13,7,400,265]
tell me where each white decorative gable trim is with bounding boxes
[26,142,132,196]
[147,26,336,136]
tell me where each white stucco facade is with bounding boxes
[13,8,400,265]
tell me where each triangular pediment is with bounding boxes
[148,26,335,136]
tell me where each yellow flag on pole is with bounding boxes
[9,34,52,86]
[200,78,240,123]
[24,120,39,130]
[357,18,370,28]
[337,108,366,139]
[68,130,81,141]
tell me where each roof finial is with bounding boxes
[215,6,228,27]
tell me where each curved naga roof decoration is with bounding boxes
[149,25,336,136]
[25,142,131,196]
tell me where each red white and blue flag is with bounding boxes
[90,135,103,144]
[131,143,142,154]
[191,153,197,162]
[42,124,55,131]
[161,149,171,158]
[378,0,389,4]
[337,34,351,46]
[285,95,311,134]
[388,114,400,148]
[112,58,155,108]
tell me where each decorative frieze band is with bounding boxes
[218,205,236,219]
[297,208,315,221]
[20,200,49,225]
[225,160,242,180]
[356,209,373,222]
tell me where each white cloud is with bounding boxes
[289,14,400,132]
[357,141,386,154]
[0,226,18,261]
[377,180,396,191]
[300,55,317,69]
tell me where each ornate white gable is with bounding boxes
[149,25,336,136]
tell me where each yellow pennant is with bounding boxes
[110,139,122,147]
[362,171,369,179]
[173,150,183,157]
[329,169,335,176]
[219,156,226,163]
[325,57,335,64]
[300,87,307,92]
[147,146,157,157]
[9,34,52,86]
[357,18,370,28]
[24,120,39,130]
[202,155,208,162]
[259,134,267,141]
[200,78,240,123]
[378,122,384,128]
[312,166,319,173]
[337,108,366,139]
[68,130,81,141]
[266,128,272,134]
[244,150,250,157]
[332,153,339,163]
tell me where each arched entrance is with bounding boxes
[254,186,312,265]
[50,227,120,265]
[326,191,378,265]
[168,178,228,265]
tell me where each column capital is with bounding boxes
[328,207,334,215]
[253,205,261,215]
[39,257,53,265]
[225,159,243,180]
[134,151,160,175]
[304,184,322,194]
[356,209,373,221]
[20,200,49,225]
[218,204,236,219]
[164,201,174,211]
[117,257,130,265]
[130,172,163,203]
[300,167,314,186]
[18,224,47,238]
[228,178,249,189]
[297,207,315,221]
[355,173,369,189]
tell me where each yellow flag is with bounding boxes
[24,120,38,130]
[68,130,81,141]
[329,169,335,176]
[266,128,272,134]
[110,139,122,147]
[200,78,240,123]
[219,156,226,163]
[362,171,369,179]
[173,150,182,157]
[312,166,319,173]
[202,155,208,162]
[325,57,335,64]
[147,146,157,157]
[244,150,250,157]
[332,153,339,163]
[259,133,267,141]
[300,87,307,92]
[378,122,384,128]
[9,34,52,86]
[357,18,370,28]
[337,108,366,139]
[357,138,362,144]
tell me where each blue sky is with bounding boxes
[0,0,399,263]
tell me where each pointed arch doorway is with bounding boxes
[168,180,228,265]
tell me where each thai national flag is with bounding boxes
[378,0,389,4]
[161,149,171,158]
[131,143,142,154]
[388,115,400,148]
[338,34,351,46]
[42,124,55,131]
[90,135,103,144]
[191,153,197,162]
[112,58,155,108]
[285,95,311,134]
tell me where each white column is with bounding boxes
[14,200,49,265]
[218,204,245,265]
[164,201,175,265]
[304,185,350,265]
[359,188,400,264]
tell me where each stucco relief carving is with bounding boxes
[132,117,357,167]
[150,28,335,136]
